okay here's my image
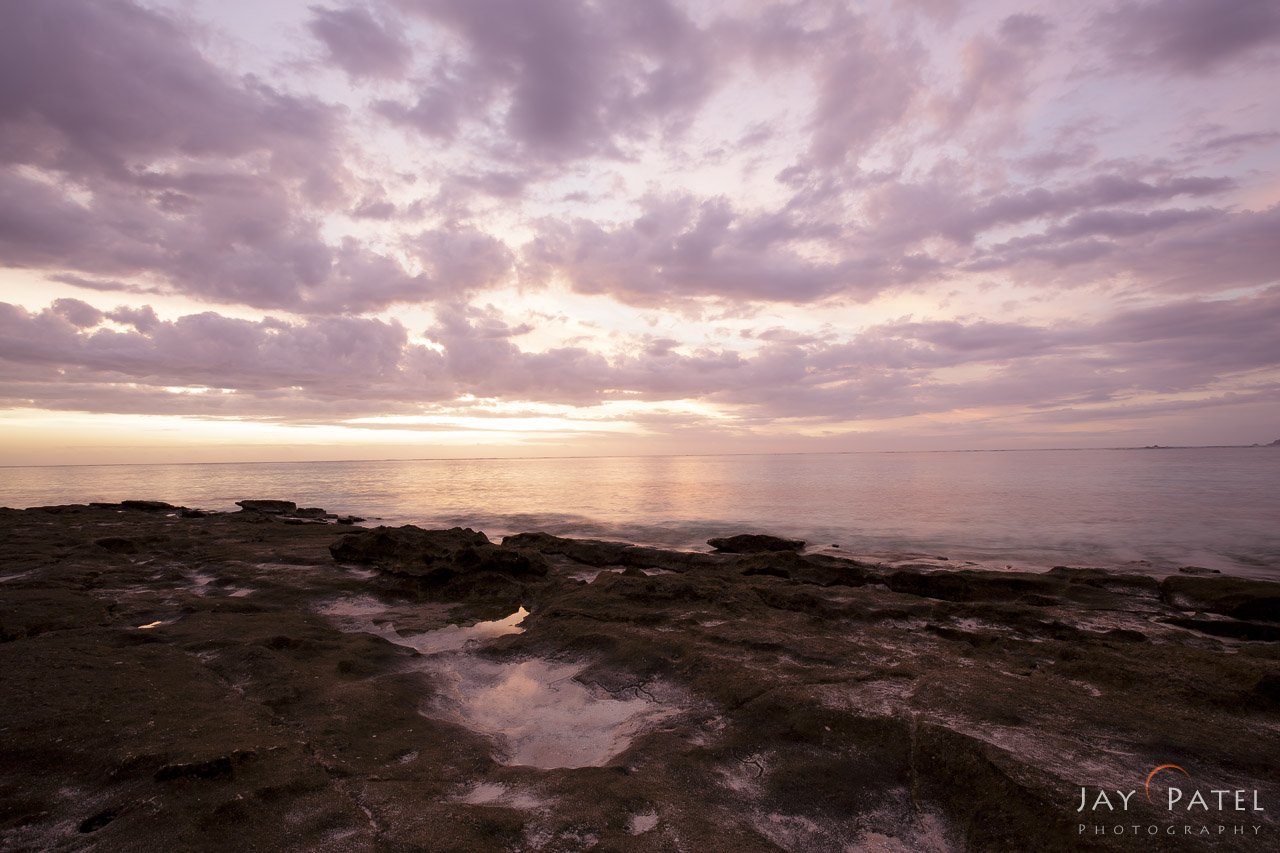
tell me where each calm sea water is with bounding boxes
[3,449,1277,578]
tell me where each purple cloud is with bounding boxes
[807,18,922,167]
[49,298,103,329]
[385,0,718,160]
[1098,0,1280,74]
[0,0,528,313]
[975,203,1280,292]
[1195,130,1280,152]
[0,1,405,311]
[4,286,1277,429]
[0,164,467,312]
[523,195,869,305]
[0,0,342,192]
[931,14,1053,134]
[309,4,413,80]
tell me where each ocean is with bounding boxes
[3,448,1277,578]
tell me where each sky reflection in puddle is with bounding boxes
[428,655,678,769]
[451,781,546,811]
[319,596,679,769]
[316,596,527,654]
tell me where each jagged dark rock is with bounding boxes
[331,525,548,582]
[707,533,806,553]
[1160,575,1280,621]
[502,531,717,571]
[737,550,872,586]
[886,568,1060,602]
[502,530,641,565]
[1045,566,1160,595]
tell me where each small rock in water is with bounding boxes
[235,499,297,514]
[119,500,176,512]
[707,533,805,553]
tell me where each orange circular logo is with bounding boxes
[1145,764,1190,803]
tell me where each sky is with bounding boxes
[1,0,1278,465]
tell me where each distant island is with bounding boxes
[1142,441,1280,449]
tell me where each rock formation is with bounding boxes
[1,502,1277,851]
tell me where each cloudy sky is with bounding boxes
[1,0,1278,464]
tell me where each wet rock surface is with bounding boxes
[0,504,1278,851]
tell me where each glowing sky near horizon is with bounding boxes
[1,0,1278,464]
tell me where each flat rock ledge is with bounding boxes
[1,502,1278,852]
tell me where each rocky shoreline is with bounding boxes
[1,500,1278,851]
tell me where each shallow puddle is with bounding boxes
[569,567,624,583]
[452,782,546,811]
[407,608,529,654]
[319,596,682,769]
[569,566,677,583]
[316,596,527,654]
[626,811,659,834]
[335,564,379,581]
[427,656,679,769]
[183,569,252,598]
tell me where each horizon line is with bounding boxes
[2,443,1275,470]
